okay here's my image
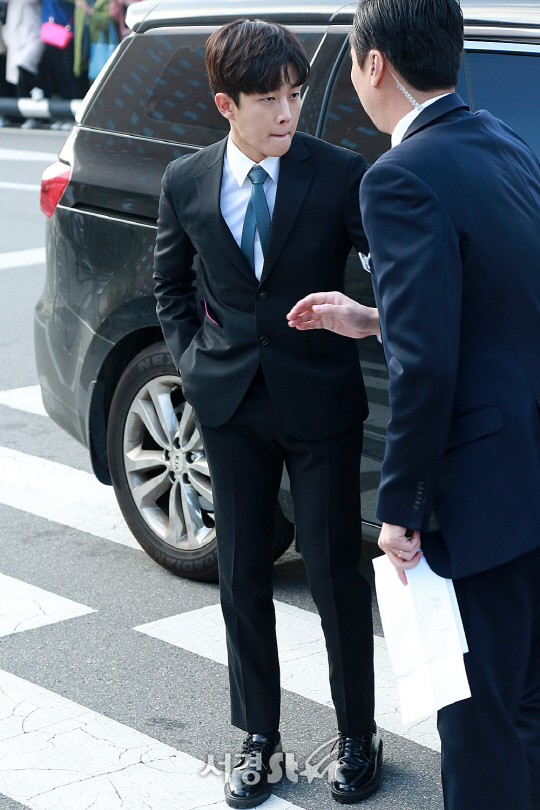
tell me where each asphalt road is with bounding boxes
[0,127,444,810]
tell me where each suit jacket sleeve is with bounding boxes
[153,161,200,370]
[360,161,462,530]
[344,152,370,255]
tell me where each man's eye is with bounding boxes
[262,97,275,102]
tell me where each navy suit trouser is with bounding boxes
[199,368,374,736]
[438,546,540,810]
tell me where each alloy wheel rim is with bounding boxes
[123,376,216,552]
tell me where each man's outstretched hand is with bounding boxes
[286,291,380,339]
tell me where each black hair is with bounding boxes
[205,19,310,105]
[351,0,463,91]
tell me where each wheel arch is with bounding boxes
[87,327,166,484]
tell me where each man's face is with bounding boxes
[222,65,302,163]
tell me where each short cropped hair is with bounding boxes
[351,0,463,92]
[205,19,310,105]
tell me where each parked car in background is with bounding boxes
[35,0,540,580]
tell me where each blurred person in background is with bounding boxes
[109,0,141,40]
[72,0,116,81]
[3,0,44,127]
[0,8,17,127]
[40,0,88,112]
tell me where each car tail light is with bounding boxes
[40,161,71,218]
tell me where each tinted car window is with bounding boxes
[320,53,470,163]
[84,32,226,143]
[84,29,324,146]
[320,51,391,163]
[467,51,540,158]
[146,35,225,146]
[454,58,471,107]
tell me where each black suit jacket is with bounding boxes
[154,132,369,441]
[360,94,540,579]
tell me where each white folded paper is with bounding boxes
[373,554,471,723]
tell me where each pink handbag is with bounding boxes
[41,18,74,49]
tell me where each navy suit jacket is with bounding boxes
[360,94,540,579]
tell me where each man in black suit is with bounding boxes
[153,19,381,807]
[288,1,540,808]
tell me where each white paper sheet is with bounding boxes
[373,554,471,723]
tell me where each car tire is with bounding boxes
[107,342,294,581]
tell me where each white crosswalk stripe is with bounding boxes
[0,670,303,810]
[136,603,440,752]
[0,386,47,416]
[0,148,57,162]
[0,446,140,550]
[0,182,41,192]
[0,573,95,638]
[0,248,46,270]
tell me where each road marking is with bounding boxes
[0,446,140,550]
[0,669,303,810]
[0,573,94,638]
[136,602,440,752]
[0,386,47,417]
[0,148,56,162]
[0,248,46,270]
[0,182,40,192]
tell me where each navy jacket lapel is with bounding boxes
[194,137,257,284]
[402,93,470,142]
[260,133,315,283]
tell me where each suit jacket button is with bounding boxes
[413,501,422,510]
[417,482,426,490]
[257,290,268,299]
[260,336,270,346]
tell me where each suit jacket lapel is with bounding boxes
[260,133,315,283]
[402,93,470,142]
[194,137,257,284]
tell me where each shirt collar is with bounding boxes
[391,93,451,148]
[226,136,280,186]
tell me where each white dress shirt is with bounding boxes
[220,136,281,280]
[391,93,451,147]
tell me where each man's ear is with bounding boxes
[215,93,236,120]
[369,49,385,87]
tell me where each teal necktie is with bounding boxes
[241,165,271,272]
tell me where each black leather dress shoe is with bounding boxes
[331,724,383,803]
[224,732,283,808]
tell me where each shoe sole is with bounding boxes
[331,739,383,804]
[224,785,272,809]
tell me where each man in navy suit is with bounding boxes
[288,1,540,807]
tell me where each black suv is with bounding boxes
[35,0,540,581]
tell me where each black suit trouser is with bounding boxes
[437,545,540,810]
[199,369,374,736]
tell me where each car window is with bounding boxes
[319,51,391,164]
[83,29,324,146]
[320,53,470,164]
[467,50,540,158]
[145,34,227,146]
[455,57,470,107]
